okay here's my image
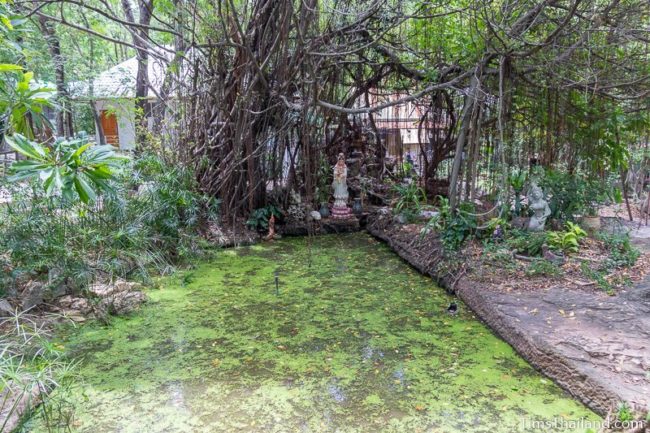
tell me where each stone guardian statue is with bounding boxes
[527,184,551,232]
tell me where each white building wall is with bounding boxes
[95,99,136,150]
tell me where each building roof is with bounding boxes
[70,54,169,99]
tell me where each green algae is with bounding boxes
[26,233,599,432]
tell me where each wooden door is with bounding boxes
[100,110,119,146]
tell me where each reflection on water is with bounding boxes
[30,233,599,433]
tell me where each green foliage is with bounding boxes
[314,155,332,203]
[546,222,587,254]
[0,311,80,432]
[526,259,561,278]
[0,68,54,138]
[480,217,508,239]
[0,153,218,295]
[480,242,517,272]
[597,232,640,270]
[538,170,610,219]
[506,230,546,257]
[617,401,634,422]
[508,170,527,216]
[129,154,220,248]
[579,262,620,295]
[392,182,426,216]
[7,133,127,203]
[422,197,477,250]
[246,205,282,231]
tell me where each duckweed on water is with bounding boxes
[27,233,599,432]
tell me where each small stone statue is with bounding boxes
[527,184,551,232]
[264,214,279,241]
[331,153,352,219]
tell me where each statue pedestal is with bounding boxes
[331,205,353,219]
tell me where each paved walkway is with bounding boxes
[477,220,650,412]
[472,280,650,412]
[368,214,650,416]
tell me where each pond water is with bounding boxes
[30,233,598,432]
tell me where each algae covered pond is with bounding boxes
[32,233,598,432]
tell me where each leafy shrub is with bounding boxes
[0,151,219,295]
[422,197,477,250]
[546,222,587,254]
[7,133,126,203]
[0,67,54,139]
[596,232,640,270]
[506,230,546,257]
[538,169,610,219]
[246,205,282,231]
[392,182,426,216]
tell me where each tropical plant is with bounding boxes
[0,67,54,138]
[246,205,282,232]
[7,133,127,203]
[508,170,527,216]
[506,230,546,257]
[422,197,477,250]
[0,152,218,297]
[392,181,426,215]
[546,222,587,254]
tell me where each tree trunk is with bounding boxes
[91,102,106,145]
[37,16,73,138]
[449,74,479,210]
[121,0,153,146]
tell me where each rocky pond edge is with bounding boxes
[363,211,649,422]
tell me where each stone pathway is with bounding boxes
[472,282,650,412]
[468,222,650,414]
[627,222,650,251]
[463,222,650,415]
[368,214,650,417]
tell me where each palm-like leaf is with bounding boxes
[7,134,128,203]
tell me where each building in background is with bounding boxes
[356,92,451,173]
[70,55,169,150]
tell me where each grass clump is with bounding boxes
[0,311,80,432]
